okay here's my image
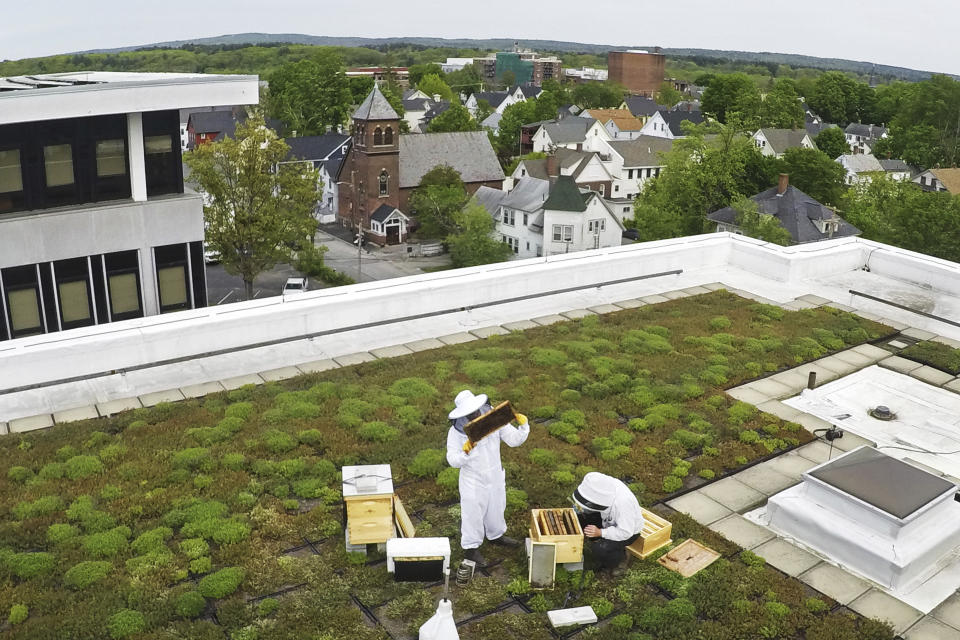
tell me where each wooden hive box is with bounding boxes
[626,508,673,559]
[345,494,394,544]
[530,508,583,564]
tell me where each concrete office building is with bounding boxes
[0,71,258,342]
[608,50,666,97]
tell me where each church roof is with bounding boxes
[353,85,399,121]
[398,131,504,188]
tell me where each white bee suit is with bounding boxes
[446,421,529,550]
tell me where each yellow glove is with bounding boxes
[462,440,475,453]
[515,413,528,426]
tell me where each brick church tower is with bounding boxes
[338,86,401,240]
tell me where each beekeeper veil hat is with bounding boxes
[573,472,616,512]
[448,389,488,420]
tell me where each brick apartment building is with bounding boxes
[608,49,666,97]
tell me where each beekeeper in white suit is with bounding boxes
[446,389,529,565]
[573,472,645,575]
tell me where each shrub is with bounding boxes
[37,462,65,480]
[662,476,683,493]
[739,430,760,444]
[529,448,558,468]
[108,609,146,639]
[131,527,173,555]
[190,556,212,574]
[100,484,122,501]
[388,377,438,399]
[357,421,400,443]
[198,567,245,598]
[180,538,210,559]
[901,340,960,375]
[709,316,731,331]
[221,453,246,471]
[628,418,650,432]
[728,401,758,424]
[277,458,308,479]
[506,489,528,512]
[395,405,423,429]
[551,470,576,484]
[172,447,211,470]
[98,444,127,465]
[224,402,255,420]
[461,360,508,384]
[13,495,64,519]
[336,398,376,428]
[621,329,673,355]
[812,328,844,351]
[283,499,300,511]
[262,429,297,453]
[805,597,829,613]
[8,604,27,625]
[672,429,709,451]
[297,429,323,445]
[47,523,81,544]
[790,337,827,361]
[83,526,131,558]
[176,591,207,618]
[529,348,568,367]
[258,597,280,617]
[65,455,104,479]
[610,613,634,631]
[558,388,581,403]
[9,552,56,578]
[698,469,716,480]
[590,596,614,618]
[408,449,445,477]
[64,560,112,590]
[7,466,32,483]
[548,421,578,442]
[437,467,459,491]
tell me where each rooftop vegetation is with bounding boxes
[0,290,893,639]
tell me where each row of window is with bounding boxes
[500,209,530,227]
[353,124,396,148]
[0,111,182,215]
[0,243,205,342]
[626,168,661,180]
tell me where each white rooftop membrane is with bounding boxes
[784,367,960,479]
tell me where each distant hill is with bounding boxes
[77,32,953,82]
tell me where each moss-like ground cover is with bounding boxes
[900,339,960,375]
[0,291,894,639]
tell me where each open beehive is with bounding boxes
[626,508,673,559]
[530,508,583,563]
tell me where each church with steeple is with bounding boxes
[337,86,506,245]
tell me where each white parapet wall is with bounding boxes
[2,234,959,423]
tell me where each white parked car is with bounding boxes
[282,277,308,295]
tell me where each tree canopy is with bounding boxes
[447,201,513,268]
[184,116,321,299]
[427,104,478,133]
[571,82,625,109]
[267,51,352,135]
[732,197,792,246]
[417,73,454,102]
[774,147,847,207]
[444,64,482,97]
[873,75,960,168]
[814,127,848,159]
[760,80,805,129]
[408,166,471,239]
[701,73,761,125]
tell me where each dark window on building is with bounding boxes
[154,244,191,313]
[379,170,389,196]
[373,127,383,146]
[2,265,44,338]
[0,148,25,213]
[53,257,95,330]
[42,143,78,207]
[188,241,207,309]
[384,126,394,145]
[143,111,183,197]
[104,250,143,321]
[93,137,130,202]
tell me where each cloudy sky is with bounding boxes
[2,0,957,75]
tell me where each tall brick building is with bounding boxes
[608,50,666,97]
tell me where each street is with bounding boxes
[204,226,451,305]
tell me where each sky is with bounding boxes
[2,0,958,76]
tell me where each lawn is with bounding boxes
[0,291,896,639]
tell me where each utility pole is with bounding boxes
[357,224,364,280]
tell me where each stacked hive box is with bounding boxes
[530,508,583,563]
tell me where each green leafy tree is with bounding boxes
[445,64,482,97]
[701,73,762,126]
[267,51,352,135]
[842,176,960,262]
[347,76,375,105]
[775,148,848,206]
[732,197,792,245]
[427,104,478,133]
[474,99,495,126]
[656,82,683,108]
[815,127,848,159]
[571,82,625,109]
[541,79,571,105]
[447,201,513,267]
[878,75,960,168]
[808,71,867,125]
[408,166,471,238]
[500,70,517,89]
[633,119,777,239]
[408,63,444,86]
[184,116,321,299]
[380,87,409,133]
[534,91,559,122]
[760,79,805,128]
[417,73,454,102]
[495,100,539,162]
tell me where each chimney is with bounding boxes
[546,154,558,176]
[777,173,789,196]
